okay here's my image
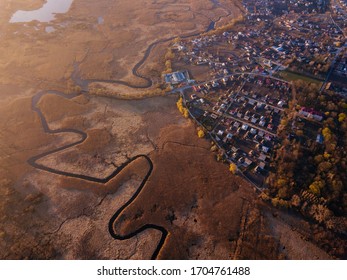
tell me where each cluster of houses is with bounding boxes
[185,74,293,184]
[182,69,334,186]
[173,35,253,80]
[170,0,345,84]
[167,0,346,187]
[332,0,347,20]
[243,0,329,15]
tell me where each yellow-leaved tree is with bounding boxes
[229,163,237,174]
[176,97,189,118]
[197,129,205,138]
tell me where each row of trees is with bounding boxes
[162,48,175,75]
[176,97,189,118]
[202,15,245,36]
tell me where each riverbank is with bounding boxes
[0,0,241,94]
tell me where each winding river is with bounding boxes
[72,0,233,88]
[28,89,166,259]
[75,20,218,89]
[27,0,231,259]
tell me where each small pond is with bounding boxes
[10,0,74,23]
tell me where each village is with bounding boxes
[185,73,291,187]
[165,0,346,83]
[163,0,347,189]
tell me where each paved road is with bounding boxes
[320,41,346,92]
[172,71,290,93]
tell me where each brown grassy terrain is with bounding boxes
[110,122,335,259]
[37,94,91,123]
[0,89,336,259]
[0,95,79,181]
[0,91,180,259]
[0,0,240,94]
[113,122,257,259]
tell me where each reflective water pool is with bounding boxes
[10,0,74,23]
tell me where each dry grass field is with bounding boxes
[0,90,334,259]
[0,0,241,92]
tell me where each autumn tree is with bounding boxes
[229,163,237,174]
[338,113,346,122]
[309,204,332,224]
[210,145,218,152]
[165,49,175,60]
[309,180,325,196]
[176,97,189,118]
[197,129,205,138]
[322,127,332,142]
